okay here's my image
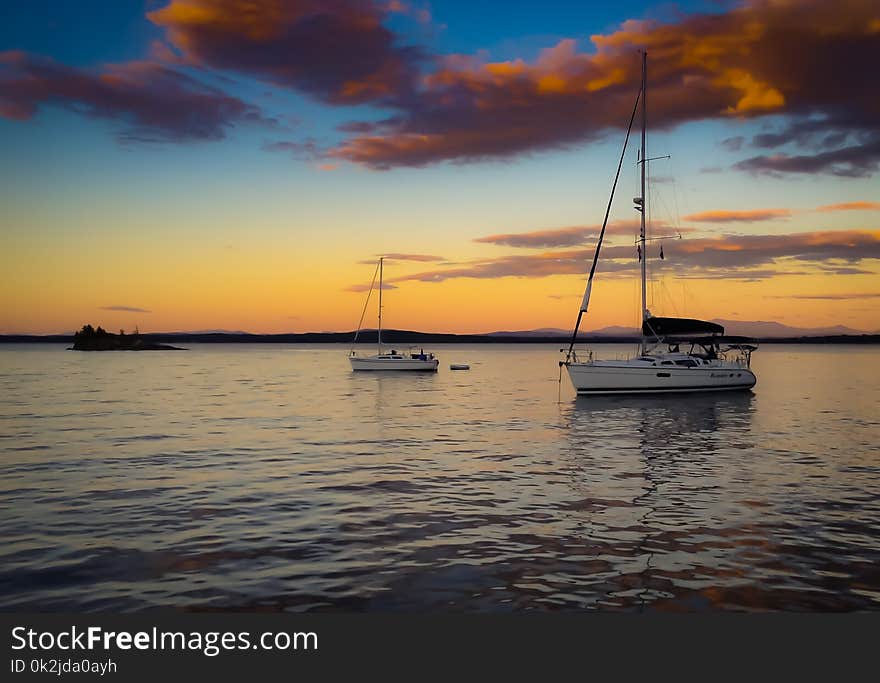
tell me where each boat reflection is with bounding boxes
[565,392,756,470]
[560,392,761,610]
[569,391,755,433]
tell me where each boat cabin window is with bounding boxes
[660,360,674,365]
[674,359,698,367]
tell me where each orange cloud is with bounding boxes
[390,229,880,282]
[683,209,792,223]
[766,292,880,300]
[815,201,880,212]
[330,0,879,170]
[474,220,683,248]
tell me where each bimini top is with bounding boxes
[642,317,724,337]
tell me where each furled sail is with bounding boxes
[642,317,724,337]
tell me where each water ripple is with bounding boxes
[1,343,878,612]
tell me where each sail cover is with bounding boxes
[642,317,724,337]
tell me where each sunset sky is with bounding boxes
[1,0,878,334]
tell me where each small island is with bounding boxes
[70,324,185,351]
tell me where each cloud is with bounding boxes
[5,1,876,174]
[329,0,880,169]
[674,268,811,282]
[661,230,880,269]
[148,0,424,106]
[0,51,274,142]
[263,138,320,160]
[815,201,880,212]
[100,305,152,313]
[346,282,398,292]
[673,201,880,226]
[721,136,745,151]
[390,229,880,283]
[380,253,445,261]
[473,220,676,249]
[475,226,598,249]
[682,209,792,223]
[356,253,446,264]
[384,0,433,25]
[817,266,874,276]
[392,249,596,282]
[747,117,864,150]
[733,137,880,178]
[766,292,880,300]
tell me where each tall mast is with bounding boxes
[377,257,383,354]
[639,50,648,355]
[563,54,642,362]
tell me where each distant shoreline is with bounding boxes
[2,331,879,345]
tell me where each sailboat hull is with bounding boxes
[350,356,439,371]
[349,258,439,372]
[566,362,755,395]
[561,54,759,396]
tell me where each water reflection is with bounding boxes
[569,391,755,433]
[1,345,878,612]
[560,393,765,610]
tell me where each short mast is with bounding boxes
[638,50,648,354]
[377,257,383,354]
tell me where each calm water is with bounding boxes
[1,343,878,612]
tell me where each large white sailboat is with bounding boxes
[562,51,757,395]
[349,257,439,371]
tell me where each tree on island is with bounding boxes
[74,324,109,339]
[70,323,182,351]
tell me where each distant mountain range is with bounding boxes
[3,320,877,343]
[486,328,572,337]
[130,321,879,338]
[163,329,252,335]
[141,323,874,338]
[710,319,871,337]
[487,320,872,338]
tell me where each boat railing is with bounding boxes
[562,348,593,364]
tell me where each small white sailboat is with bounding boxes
[350,257,439,371]
[561,51,757,395]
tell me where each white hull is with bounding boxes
[566,361,755,395]
[349,258,439,373]
[350,356,439,371]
